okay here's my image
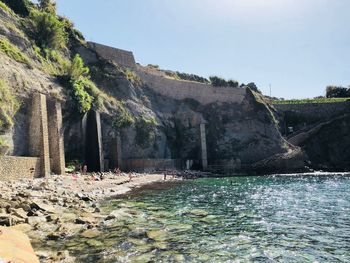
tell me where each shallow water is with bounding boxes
[49,175,350,262]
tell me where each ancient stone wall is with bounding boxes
[137,66,246,105]
[274,101,350,120]
[0,156,40,180]
[88,42,136,69]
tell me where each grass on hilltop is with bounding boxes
[272,97,350,105]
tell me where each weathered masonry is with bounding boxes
[0,93,65,181]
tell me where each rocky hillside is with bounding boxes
[0,0,300,172]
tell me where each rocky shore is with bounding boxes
[0,172,181,262]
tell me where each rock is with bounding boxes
[12,208,28,220]
[105,209,133,221]
[86,239,103,247]
[26,216,46,226]
[0,214,12,226]
[10,223,32,233]
[30,200,56,214]
[186,209,208,217]
[80,229,101,239]
[146,230,168,241]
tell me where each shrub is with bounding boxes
[209,76,227,87]
[326,85,349,98]
[34,46,70,75]
[227,79,239,88]
[246,82,262,94]
[38,0,56,14]
[113,104,135,129]
[175,72,209,83]
[68,54,89,80]
[0,37,31,66]
[30,9,67,49]
[123,68,142,86]
[135,116,157,148]
[0,0,30,16]
[0,79,20,133]
[70,78,93,113]
[0,1,16,16]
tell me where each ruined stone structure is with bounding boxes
[0,93,65,180]
[28,93,51,177]
[0,156,40,180]
[200,123,208,170]
[88,42,136,70]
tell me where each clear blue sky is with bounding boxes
[52,0,350,99]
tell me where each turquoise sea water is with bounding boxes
[58,175,350,262]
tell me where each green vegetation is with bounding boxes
[0,38,31,66]
[38,0,56,14]
[113,104,135,129]
[123,68,142,87]
[0,0,31,16]
[326,85,350,98]
[34,46,70,75]
[0,1,17,16]
[209,76,240,88]
[273,97,350,105]
[135,116,158,148]
[0,79,20,133]
[30,9,67,49]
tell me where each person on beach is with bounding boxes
[128,172,132,182]
[164,171,167,180]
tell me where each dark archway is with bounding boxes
[84,111,103,172]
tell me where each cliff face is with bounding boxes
[0,2,292,171]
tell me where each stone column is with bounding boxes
[200,123,208,170]
[95,111,104,172]
[116,134,123,170]
[48,100,65,175]
[28,93,50,177]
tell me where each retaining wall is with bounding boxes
[88,42,136,69]
[0,156,40,180]
[137,66,246,105]
[274,101,350,120]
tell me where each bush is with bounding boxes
[209,76,227,87]
[113,104,134,129]
[135,116,157,148]
[0,79,20,133]
[175,72,209,83]
[123,68,142,86]
[0,0,30,16]
[227,79,239,88]
[34,46,70,75]
[246,82,261,94]
[326,85,349,98]
[38,0,56,14]
[70,78,93,113]
[68,54,89,80]
[0,38,31,66]
[30,9,67,49]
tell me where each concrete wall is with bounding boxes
[0,156,40,180]
[137,66,246,105]
[88,42,136,69]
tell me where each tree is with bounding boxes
[246,82,262,94]
[30,10,67,49]
[209,76,227,87]
[38,0,56,14]
[227,79,239,88]
[326,85,348,98]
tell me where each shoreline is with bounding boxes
[0,172,181,262]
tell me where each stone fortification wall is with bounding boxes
[274,101,350,120]
[0,156,40,180]
[136,66,246,105]
[88,42,136,69]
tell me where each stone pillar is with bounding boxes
[116,134,122,170]
[47,100,65,175]
[95,112,104,172]
[28,93,50,177]
[200,123,208,170]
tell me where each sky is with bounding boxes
[50,0,350,99]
